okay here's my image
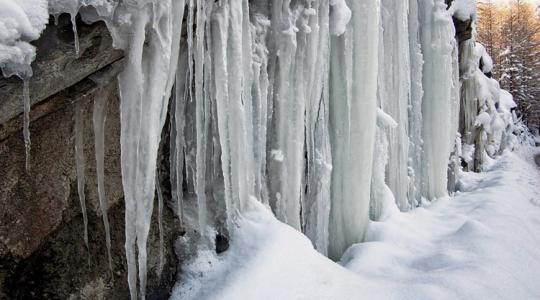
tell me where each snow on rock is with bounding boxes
[0,0,48,77]
[449,0,476,21]
[475,42,493,74]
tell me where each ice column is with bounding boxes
[418,0,457,200]
[303,0,333,255]
[210,0,256,226]
[265,0,305,230]
[328,0,380,260]
[378,0,411,210]
[407,0,425,206]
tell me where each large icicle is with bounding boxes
[407,0,425,206]
[378,0,411,210]
[266,0,305,230]
[194,0,209,237]
[303,0,333,255]
[418,0,457,200]
[92,86,113,274]
[210,0,256,226]
[328,0,380,260]
[113,1,184,298]
[250,12,271,206]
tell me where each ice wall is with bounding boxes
[2,0,527,298]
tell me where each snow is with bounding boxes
[172,147,540,300]
[0,0,47,77]
[476,42,493,74]
[329,0,351,36]
[450,0,477,21]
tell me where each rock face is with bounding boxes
[0,15,181,299]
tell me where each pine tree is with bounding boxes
[497,0,540,124]
[477,0,501,71]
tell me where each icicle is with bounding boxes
[302,0,333,255]
[194,0,208,238]
[92,87,113,275]
[418,0,457,200]
[174,45,188,225]
[155,174,164,279]
[250,13,271,205]
[71,13,80,56]
[266,0,304,230]
[407,0,424,207]
[328,0,380,260]
[22,78,31,172]
[378,0,411,211]
[210,0,255,228]
[74,101,89,261]
[114,1,184,298]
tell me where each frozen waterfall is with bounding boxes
[1,0,525,298]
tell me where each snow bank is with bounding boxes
[0,0,48,77]
[172,201,371,300]
[173,147,540,300]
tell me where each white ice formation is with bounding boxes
[0,0,525,298]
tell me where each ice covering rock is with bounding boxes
[0,0,529,298]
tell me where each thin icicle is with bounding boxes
[92,87,113,275]
[155,174,165,279]
[22,78,31,172]
[194,0,208,238]
[174,45,188,225]
[71,13,80,56]
[74,101,89,261]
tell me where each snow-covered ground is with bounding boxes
[172,146,540,300]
